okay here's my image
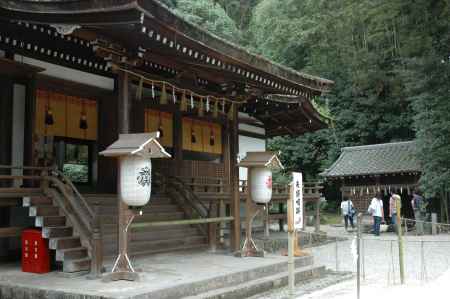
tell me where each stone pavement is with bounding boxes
[0,249,318,299]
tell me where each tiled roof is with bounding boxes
[322,141,420,178]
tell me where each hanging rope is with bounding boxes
[114,66,242,106]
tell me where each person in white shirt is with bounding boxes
[340,197,355,231]
[368,193,384,236]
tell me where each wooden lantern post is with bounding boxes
[100,133,170,281]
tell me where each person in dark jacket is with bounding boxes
[411,189,424,235]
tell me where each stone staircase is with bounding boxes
[23,195,91,273]
[145,255,325,299]
[180,256,324,299]
[83,194,208,258]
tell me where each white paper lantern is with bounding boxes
[250,167,272,204]
[119,155,152,207]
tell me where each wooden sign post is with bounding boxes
[394,194,405,284]
[287,172,308,298]
[285,172,308,257]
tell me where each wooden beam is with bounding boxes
[0,198,21,206]
[173,106,183,176]
[238,116,264,128]
[0,58,44,79]
[0,227,23,238]
[1,7,142,26]
[0,188,42,198]
[36,75,114,100]
[131,216,234,230]
[238,129,265,140]
[122,65,238,101]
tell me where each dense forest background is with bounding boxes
[161,0,449,198]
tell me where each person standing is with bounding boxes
[341,197,355,231]
[389,193,398,232]
[412,189,424,235]
[368,193,384,236]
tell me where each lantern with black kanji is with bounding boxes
[100,132,171,207]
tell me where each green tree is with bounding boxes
[252,0,419,177]
[398,0,450,197]
[174,0,243,43]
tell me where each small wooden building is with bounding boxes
[0,0,332,274]
[322,141,420,217]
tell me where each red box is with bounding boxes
[21,229,50,274]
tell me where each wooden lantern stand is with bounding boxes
[105,206,141,281]
[235,152,284,258]
[236,173,265,257]
[99,132,171,282]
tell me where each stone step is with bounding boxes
[23,196,52,207]
[184,265,326,299]
[130,243,209,258]
[100,211,185,224]
[130,235,207,253]
[49,236,81,250]
[102,227,203,243]
[62,257,91,273]
[35,216,66,227]
[84,194,169,205]
[97,204,179,215]
[101,223,199,234]
[135,256,315,299]
[103,235,207,256]
[29,205,60,217]
[42,226,73,238]
[56,247,88,262]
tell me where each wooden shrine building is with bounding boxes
[321,141,421,218]
[0,0,333,274]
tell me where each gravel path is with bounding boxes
[251,225,450,298]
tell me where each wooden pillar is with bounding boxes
[118,71,130,135]
[24,76,36,183]
[117,70,131,267]
[279,202,284,232]
[229,107,240,252]
[264,203,270,238]
[0,78,13,186]
[173,109,183,176]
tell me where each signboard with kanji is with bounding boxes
[292,172,303,230]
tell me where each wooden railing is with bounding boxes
[0,165,102,277]
[176,176,230,197]
[240,179,323,232]
[45,169,102,277]
[0,165,47,238]
[171,176,323,202]
[153,173,231,250]
[153,172,210,236]
[239,180,323,201]
[0,165,51,197]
